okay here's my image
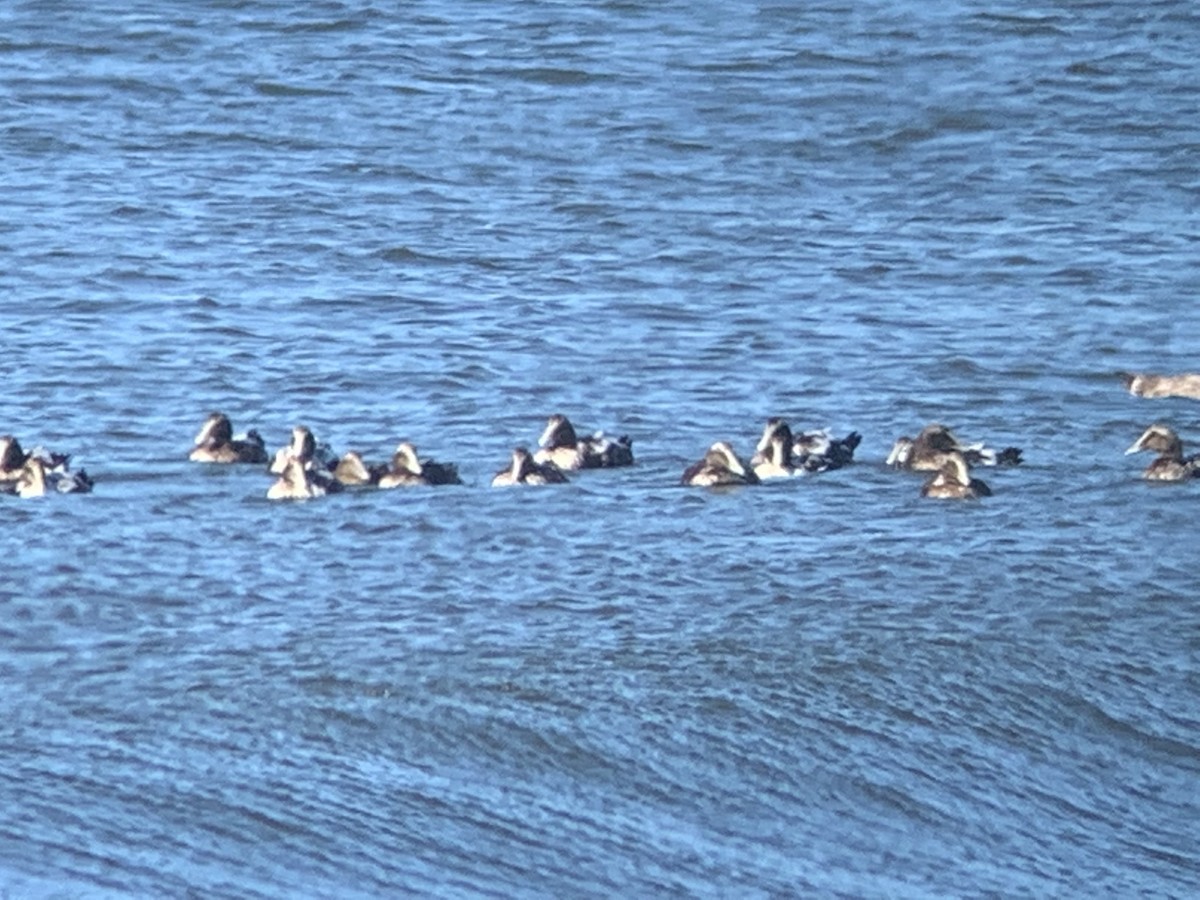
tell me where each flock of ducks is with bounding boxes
[672,419,1023,499]
[3,372,1198,501]
[190,410,634,499]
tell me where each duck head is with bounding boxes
[1122,372,1146,396]
[933,450,972,486]
[1126,424,1182,459]
[290,425,317,461]
[538,414,579,450]
[914,423,961,454]
[707,441,747,477]
[194,412,233,448]
[0,435,27,471]
[886,436,914,467]
[510,446,537,480]
[335,451,375,485]
[392,441,423,475]
[755,418,793,456]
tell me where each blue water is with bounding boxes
[3,1,1200,896]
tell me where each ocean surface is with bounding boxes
[3,1,1199,896]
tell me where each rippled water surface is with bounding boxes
[3,1,1200,896]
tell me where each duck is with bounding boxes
[887,424,959,470]
[533,413,634,470]
[888,423,1022,470]
[919,451,991,499]
[491,447,569,487]
[269,425,337,474]
[189,412,269,464]
[751,418,860,475]
[267,454,343,500]
[1122,372,1200,400]
[1124,424,1200,481]
[792,427,861,472]
[682,441,759,487]
[378,441,462,489]
[10,455,93,498]
[2,435,76,482]
[333,450,386,487]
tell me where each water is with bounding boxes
[3,1,1199,896]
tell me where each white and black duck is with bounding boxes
[492,447,569,487]
[919,451,991,500]
[888,423,1021,470]
[682,441,758,487]
[189,412,268,464]
[379,442,463,488]
[533,413,634,470]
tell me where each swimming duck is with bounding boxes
[378,441,462,489]
[10,455,93,498]
[919,451,991,499]
[1122,372,1200,400]
[1124,424,1200,481]
[751,418,860,474]
[792,428,861,472]
[2,435,75,481]
[969,444,1023,466]
[887,424,959,470]
[267,455,343,500]
[533,414,634,470]
[189,412,268,464]
[269,425,337,474]
[682,441,759,487]
[333,450,386,487]
[888,423,1021,470]
[491,447,569,487]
